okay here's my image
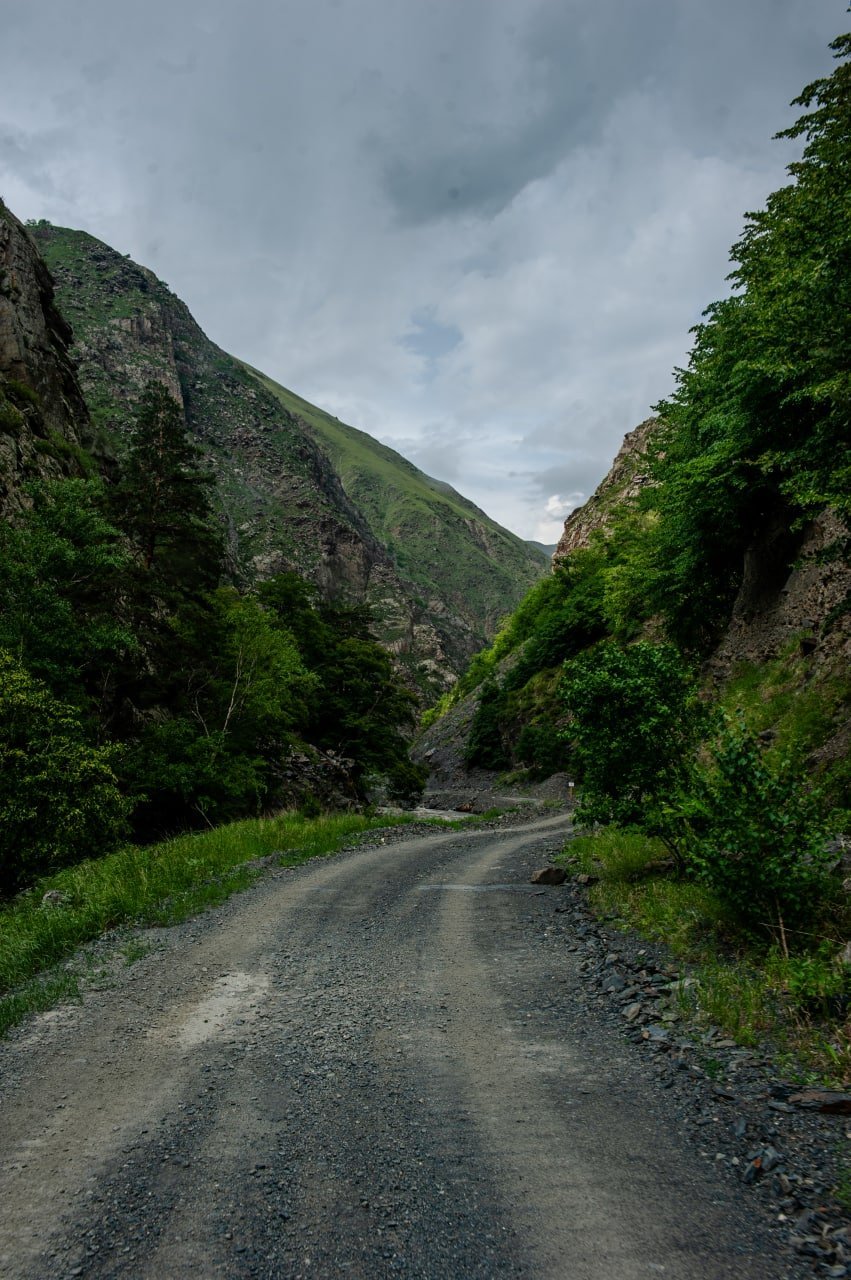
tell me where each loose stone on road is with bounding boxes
[0,815,805,1277]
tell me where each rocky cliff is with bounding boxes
[28,221,547,697]
[0,202,98,512]
[552,417,656,565]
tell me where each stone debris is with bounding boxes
[530,867,566,886]
[788,1090,851,1115]
[553,863,851,1274]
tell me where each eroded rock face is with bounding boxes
[708,508,850,676]
[0,203,95,514]
[552,417,657,566]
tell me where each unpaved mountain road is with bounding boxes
[0,815,801,1279]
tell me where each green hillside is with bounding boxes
[31,223,547,695]
[248,370,547,634]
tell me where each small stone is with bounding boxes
[41,889,69,908]
[642,1024,671,1044]
[760,1145,781,1172]
[789,1089,851,1114]
[530,867,566,885]
[623,1002,642,1023]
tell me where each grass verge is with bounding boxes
[559,826,851,1084]
[0,811,413,1036]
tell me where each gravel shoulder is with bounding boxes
[0,813,841,1278]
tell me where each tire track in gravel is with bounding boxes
[0,814,805,1278]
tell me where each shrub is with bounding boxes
[681,715,833,938]
[0,651,128,894]
[464,680,510,770]
[561,641,704,852]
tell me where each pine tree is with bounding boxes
[113,381,222,594]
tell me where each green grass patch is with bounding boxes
[0,811,412,1033]
[562,826,851,1082]
[566,827,666,883]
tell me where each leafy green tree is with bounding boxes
[0,478,134,714]
[259,579,424,802]
[681,716,832,938]
[124,588,314,832]
[0,651,128,894]
[561,642,704,855]
[464,679,510,770]
[643,29,851,648]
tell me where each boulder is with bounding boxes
[530,866,566,886]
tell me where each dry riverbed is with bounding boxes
[0,812,847,1278]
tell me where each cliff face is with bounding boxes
[0,203,96,512]
[29,221,547,697]
[552,417,656,565]
[553,418,849,781]
[554,414,849,679]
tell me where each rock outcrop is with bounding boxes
[552,417,657,566]
[0,202,97,513]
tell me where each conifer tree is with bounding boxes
[113,381,222,594]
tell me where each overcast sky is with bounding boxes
[1,1,845,542]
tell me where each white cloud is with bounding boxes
[0,0,842,537]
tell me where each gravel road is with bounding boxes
[0,814,809,1278]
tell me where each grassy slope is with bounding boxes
[248,369,547,628]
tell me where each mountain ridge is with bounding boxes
[29,220,547,697]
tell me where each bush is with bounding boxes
[561,641,704,850]
[464,680,510,770]
[0,651,128,894]
[682,715,833,937]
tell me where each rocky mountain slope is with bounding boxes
[26,221,546,696]
[0,202,99,511]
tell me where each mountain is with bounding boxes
[27,221,547,697]
[0,202,99,508]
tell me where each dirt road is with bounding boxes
[0,816,799,1277]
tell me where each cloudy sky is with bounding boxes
[1,1,844,542]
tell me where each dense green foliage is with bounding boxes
[432,29,851,945]
[0,652,128,894]
[680,716,833,931]
[561,643,704,844]
[0,384,425,894]
[641,33,851,648]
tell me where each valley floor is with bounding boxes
[0,815,820,1278]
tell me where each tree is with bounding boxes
[0,651,128,894]
[112,381,222,594]
[644,28,851,648]
[561,642,704,854]
[0,478,134,715]
[124,588,314,832]
[259,579,425,802]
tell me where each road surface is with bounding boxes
[0,815,796,1277]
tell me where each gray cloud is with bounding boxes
[0,0,844,539]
